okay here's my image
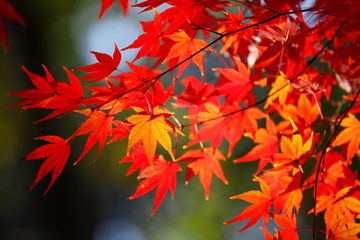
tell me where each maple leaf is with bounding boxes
[260,22,298,42]
[223,105,265,157]
[24,136,71,194]
[274,214,298,240]
[83,78,130,112]
[214,57,252,103]
[279,131,313,161]
[133,0,169,13]
[234,117,278,174]
[39,67,84,122]
[9,65,56,110]
[176,147,228,200]
[120,144,149,176]
[113,62,160,93]
[270,118,313,168]
[122,9,167,62]
[265,72,291,108]
[0,0,26,51]
[173,76,217,108]
[316,0,360,27]
[108,120,130,144]
[129,81,174,110]
[225,176,272,232]
[164,31,211,77]
[329,222,360,240]
[275,172,303,216]
[126,106,182,164]
[185,102,225,149]
[99,0,129,18]
[158,0,206,32]
[128,155,182,215]
[309,186,360,235]
[331,113,360,161]
[10,66,84,122]
[275,94,320,127]
[74,43,121,82]
[73,109,115,164]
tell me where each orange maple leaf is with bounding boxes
[329,222,360,240]
[275,94,320,127]
[309,186,360,235]
[164,31,211,77]
[126,106,182,164]
[331,113,360,161]
[225,176,272,232]
[176,147,228,200]
[129,155,181,215]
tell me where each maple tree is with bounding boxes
[3,0,360,239]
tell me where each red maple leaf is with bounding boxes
[133,0,169,12]
[72,109,115,164]
[223,105,266,157]
[24,136,71,194]
[260,22,298,42]
[214,57,252,103]
[83,78,130,110]
[234,117,278,174]
[120,144,149,176]
[176,147,228,200]
[112,62,160,93]
[274,214,299,240]
[74,43,121,82]
[9,66,84,122]
[9,65,56,110]
[128,155,182,215]
[99,0,129,18]
[0,0,26,51]
[122,9,167,62]
[173,76,217,108]
[38,67,84,122]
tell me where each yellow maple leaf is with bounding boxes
[126,106,182,164]
[265,72,291,108]
[280,117,313,160]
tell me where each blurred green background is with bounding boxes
[0,1,316,239]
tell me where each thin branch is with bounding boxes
[87,8,315,111]
[183,18,347,127]
[311,88,360,240]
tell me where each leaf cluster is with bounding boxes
[3,0,360,239]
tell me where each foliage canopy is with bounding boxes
[3,0,360,239]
